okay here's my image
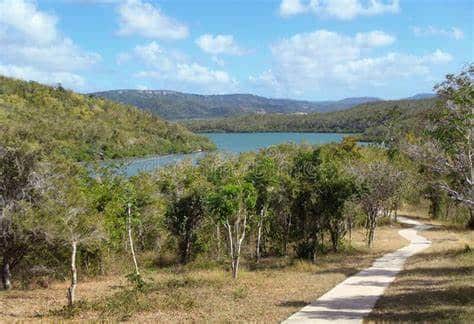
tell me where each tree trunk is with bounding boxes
[367,213,376,248]
[283,212,292,256]
[312,238,318,263]
[231,256,239,279]
[468,208,474,230]
[127,204,140,276]
[330,229,339,252]
[255,207,266,262]
[216,224,221,261]
[67,241,77,307]
[1,256,11,290]
[348,217,353,246]
[255,223,262,262]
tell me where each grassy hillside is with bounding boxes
[0,76,215,161]
[91,89,381,120]
[182,97,437,140]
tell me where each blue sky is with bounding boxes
[0,0,472,100]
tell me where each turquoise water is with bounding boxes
[205,132,347,154]
[119,132,349,176]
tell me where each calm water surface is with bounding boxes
[120,132,349,176]
[205,132,347,154]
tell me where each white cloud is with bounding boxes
[279,0,400,20]
[279,0,307,17]
[355,30,395,47]
[0,64,85,88]
[175,63,232,84]
[0,0,100,89]
[423,49,453,64]
[0,0,58,44]
[121,42,236,93]
[256,29,451,94]
[2,38,100,71]
[195,34,245,55]
[412,26,464,40]
[117,0,188,40]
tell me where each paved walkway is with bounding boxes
[283,217,432,323]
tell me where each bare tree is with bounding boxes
[127,203,140,276]
[351,161,403,247]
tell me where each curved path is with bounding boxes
[283,217,432,323]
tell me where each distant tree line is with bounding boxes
[182,97,437,143]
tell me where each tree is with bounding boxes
[208,182,256,279]
[352,161,402,247]
[291,149,324,261]
[430,65,473,227]
[0,146,43,290]
[247,151,278,262]
[404,65,473,227]
[159,162,209,264]
[315,160,358,252]
[165,188,207,264]
[43,163,104,306]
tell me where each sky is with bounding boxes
[0,0,472,101]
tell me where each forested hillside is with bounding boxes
[183,97,437,140]
[0,76,215,161]
[91,89,381,119]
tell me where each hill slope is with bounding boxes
[182,97,437,140]
[0,76,215,161]
[91,89,381,120]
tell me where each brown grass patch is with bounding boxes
[0,224,407,322]
[366,220,474,323]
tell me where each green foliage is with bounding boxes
[208,182,257,225]
[0,76,215,161]
[126,272,147,291]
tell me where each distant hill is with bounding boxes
[90,89,382,120]
[182,97,438,141]
[0,76,214,161]
[405,93,437,100]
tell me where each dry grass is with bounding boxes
[366,215,474,323]
[0,224,406,322]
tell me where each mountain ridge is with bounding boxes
[90,89,383,120]
[91,89,435,120]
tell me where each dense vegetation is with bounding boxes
[0,66,471,321]
[183,97,437,141]
[92,89,382,120]
[0,76,215,161]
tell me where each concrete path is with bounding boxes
[283,217,432,323]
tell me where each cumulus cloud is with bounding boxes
[279,0,400,20]
[0,64,86,87]
[252,29,451,94]
[119,42,236,93]
[195,34,245,55]
[412,26,464,40]
[0,0,100,89]
[117,0,188,40]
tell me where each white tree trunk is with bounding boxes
[255,207,266,262]
[1,257,11,290]
[67,240,77,307]
[127,204,140,276]
[216,223,221,261]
